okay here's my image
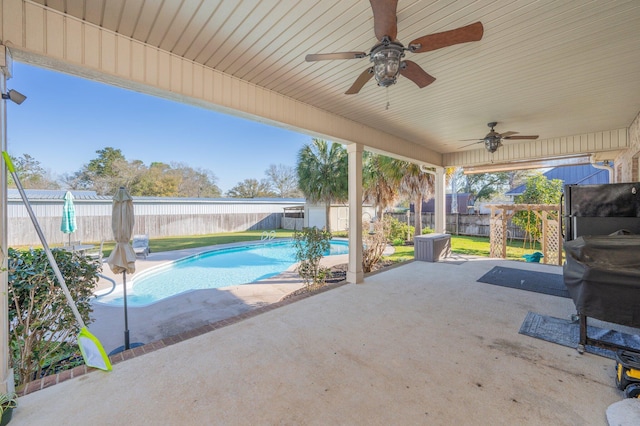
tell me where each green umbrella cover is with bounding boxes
[61,191,77,245]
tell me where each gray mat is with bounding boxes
[519,312,640,359]
[477,266,569,298]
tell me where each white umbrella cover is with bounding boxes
[107,187,136,275]
[106,187,138,352]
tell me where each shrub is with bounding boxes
[384,215,414,242]
[421,227,434,234]
[292,227,332,291]
[512,174,563,248]
[7,248,100,386]
[391,238,405,246]
[362,220,391,273]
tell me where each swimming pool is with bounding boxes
[96,239,348,307]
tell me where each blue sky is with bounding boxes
[5,62,312,192]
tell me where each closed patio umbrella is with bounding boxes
[61,191,77,246]
[106,187,137,352]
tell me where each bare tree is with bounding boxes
[171,162,221,198]
[264,164,301,198]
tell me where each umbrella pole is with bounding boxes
[123,271,130,350]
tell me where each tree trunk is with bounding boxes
[414,196,423,236]
[325,202,331,233]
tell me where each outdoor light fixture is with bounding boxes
[1,89,27,105]
[370,37,406,87]
[483,132,503,153]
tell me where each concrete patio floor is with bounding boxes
[10,255,636,425]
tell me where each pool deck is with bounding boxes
[91,240,352,353]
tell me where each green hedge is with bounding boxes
[7,248,101,386]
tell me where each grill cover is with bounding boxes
[563,234,640,327]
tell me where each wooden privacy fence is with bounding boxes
[387,212,528,239]
[8,191,304,247]
[487,204,563,265]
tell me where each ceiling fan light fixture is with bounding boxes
[370,40,405,87]
[484,135,502,153]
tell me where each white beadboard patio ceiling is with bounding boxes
[29,0,640,165]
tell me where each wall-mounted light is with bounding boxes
[2,89,27,105]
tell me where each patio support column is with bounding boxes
[346,143,364,284]
[434,167,446,233]
[0,45,14,394]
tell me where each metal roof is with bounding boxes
[8,189,305,204]
[7,189,107,201]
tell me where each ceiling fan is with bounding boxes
[460,122,539,153]
[304,0,483,94]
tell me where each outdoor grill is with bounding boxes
[563,182,640,353]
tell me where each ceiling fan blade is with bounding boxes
[345,67,374,95]
[399,61,436,88]
[409,21,484,53]
[459,139,483,142]
[503,135,539,140]
[305,52,367,62]
[458,141,483,149]
[370,0,398,41]
[499,131,518,138]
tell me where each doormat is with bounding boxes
[518,312,640,359]
[477,266,569,298]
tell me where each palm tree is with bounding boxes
[296,139,348,232]
[383,159,435,236]
[363,152,399,220]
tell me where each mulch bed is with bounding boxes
[282,260,396,300]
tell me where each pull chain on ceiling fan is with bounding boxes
[305,0,484,94]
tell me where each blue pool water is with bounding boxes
[96,240,348,307]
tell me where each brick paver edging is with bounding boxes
[17,281,348,396]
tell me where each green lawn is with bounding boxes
[95,229,296,258]
[451,235,542,260]
[384,245,415,263]
[383,235,542,263]
[26,230,535,263]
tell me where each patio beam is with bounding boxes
[346,143,363,284]
[434,168,446,234]
[443,130,628,168]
